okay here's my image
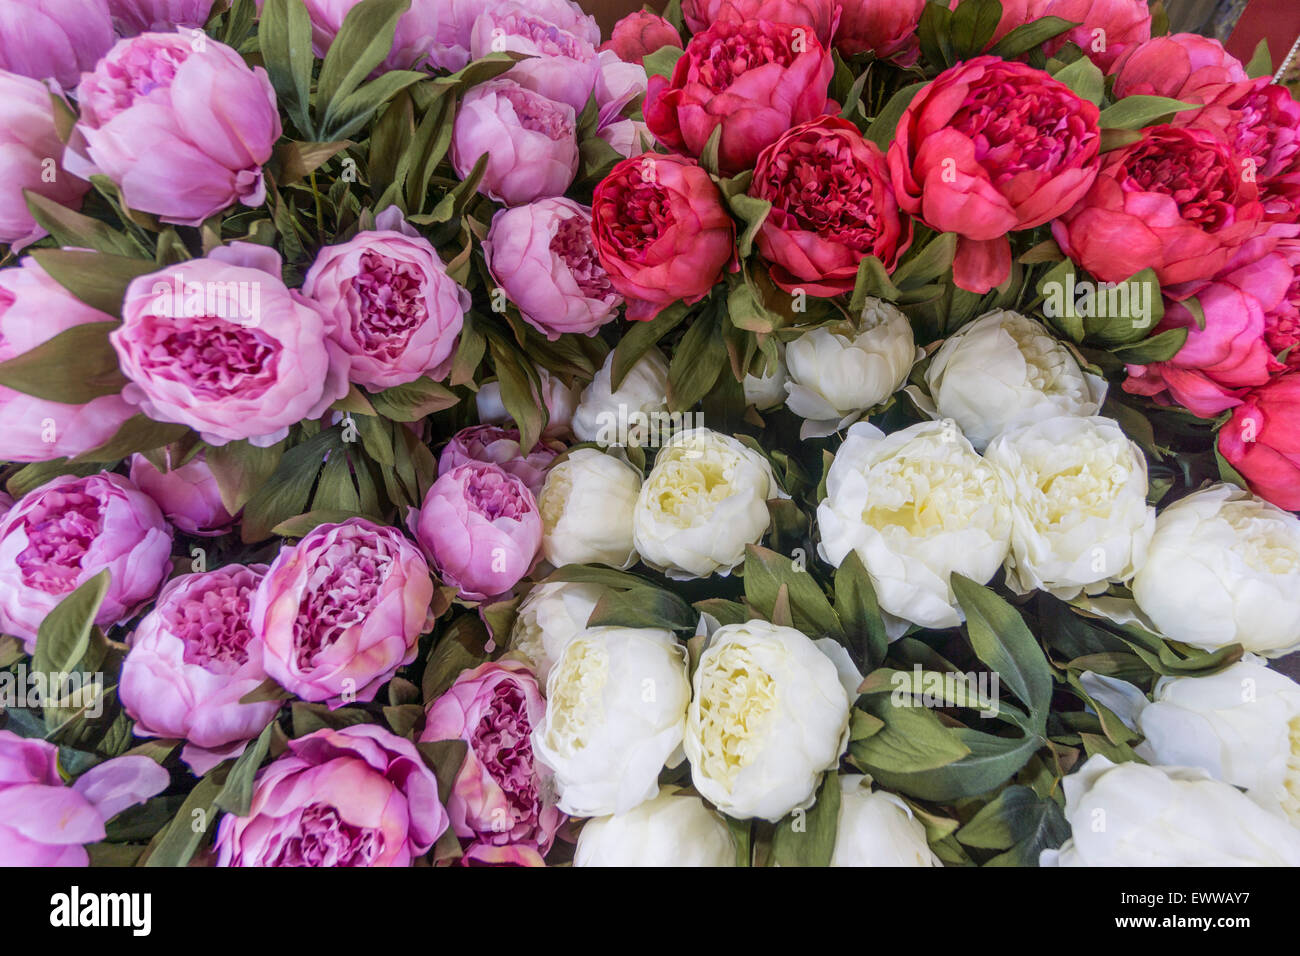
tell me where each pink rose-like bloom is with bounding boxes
[128,451,233,536]
[475,367,580,438]
[484,198,621,340]
[451,78,579,207]
[439,425,562,498]
[888,56,1101,294]
[304,208,469,390]
[252,518,434,708]
[0,258,134,462]
[108,0,215,34]
[66,32,280,226]
[685,0,838,50]
[592,153,736,320]
[421,660,563,864]
[112,244,348,447]
[0,732,168,866]
[0,71,91,250]
[837,0,925,63]
[1109,33,1248,101]
[1041,0,1152,72]
[601,10,682,64]
[646,18,834,176]
[214,724,449,867]
[752,115,911,296]
[412,461,542,602]
[470,1,599,112]
[119,564,278,775]
[424,0,598,73]
[1219,372,1300,511]
[1052,124,1264,286]
[0,0,114,89]
[0,472,173,650]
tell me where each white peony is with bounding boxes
[743,343,788,411]
[816,420,1012,637]
[574,788,737,867]
[1131,483,1300,658]
[830,776,939,867]
[1041,754,1300,866]
[508,580,610,683]
[783,298,918,439]
[633,427,780,580]
[685,620,853,822]
[984,415,1154,598]
[571,347,670,445]
[537,448,641,569]
[923,309,1106,451]
[532,625,690,817]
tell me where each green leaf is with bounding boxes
[989,15,1076,59]
[949,0,1003,60]
[1111,326,1188,364]
[892,232,958,290]
[952,574,1053,722]
[1098,95,1201,130]
[239,429,337,542]
[258,0,314,134]
[204,439,285,515]
[586,585,698,633]
[322,70,428,142]
[212,722,275,817]
[1245,38,1272,80]
[417,739,469,806]
[956,785,1069,865]
[490,341,547,453]
[68,415,190,464]
[368,377,460,422]
[316,0,412,124]
[23,191,143,256]
[271,509,363,538]
[832,551,889,673]
[865,82,926,151]
[610,300,689,389]
[28,249,158,316]
[849,697,971,774]
[33,571,110,680]
[769,772,841,867]
[666,308,725,412]
[1052,55,1104,106]
[849,255,900,312]
[143,770,227,867]
[0,322,127,403]
[728,192,771,260]
[642,45,683,81]
[274,141,352,186]
[422,617,489,703]
[743,545,841,639]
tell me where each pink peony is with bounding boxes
[484,198,620,340]
[66,32,280,225]
[685,0,839,50]
[303,207,469,390]
[111,243,348,447]
[837,0,925,62]
[420,660,563,864]
[0,70,92,250]
[438,425,562,497]
[0,472,173,650]
[128,451,234,536]
[601,10,682,64]
[119,564,279,775]
[214,724,449,867]
[411,461,542,602]
[1109,33,1248,101]
[107,0,215,34]
[0,0,114,90]
[0,257,135,462]
[469,1,599,112]
[0,732,168,866]
[251,518,434,707]
[1219,372,1300,511]
[1041,0,1152,72]
[1052,124,1264,286]
[645,17,835,176]
[887,56,1101,293]
[451,78,579,207]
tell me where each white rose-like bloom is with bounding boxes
[924,309,1106,451]
[574,788,736,867]
[783,298,918,439]
[1040,755,1300,866]
[633,427,780,580]
[816,420,1012,637]
[985,416,1154,598]
[508,580,610,683]
[830,776,939,867]
[743,344,787,411]
[1134,659,1300,824]
[537,449,641,569]
[1131,483,1300,658]
[532,626,690,817]
[685,620,853,822]
[476,366,580,437]
[572,347,669,445]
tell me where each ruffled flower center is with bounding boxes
[550,215,613,299]
[1283,715,1300,824]
[645,446,745,529]
[600,165,673,262]
[168,575,258,674]
[1120,130,1236,230]
[273,802,386,867]
[861,444,1007,538]
[463,467,531,521]
[695,643,777,787]
[500,85,574,140]
[15,491,103,595]
[82,38,190,123]
[471,683,543,842]
[494,12,585,59]
[1223,500,1300,575]
[1025,443,1133,527]
[695,25,797,93]
[547,638,609,754]
[291,537,395,670]
[1003,319,1091,401]
[139,315,281,399]
[349,251,428,360]
[756,130,884,250]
